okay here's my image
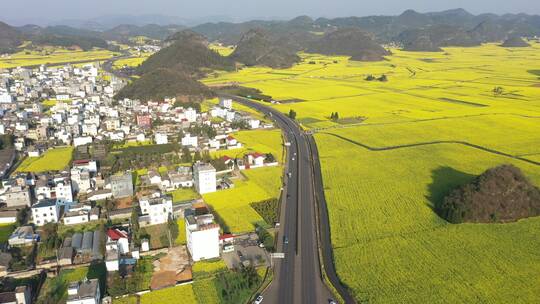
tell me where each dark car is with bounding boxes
[283,236,289,244]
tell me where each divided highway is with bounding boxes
[220,94,355,304]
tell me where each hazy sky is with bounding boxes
[1,0,539,25]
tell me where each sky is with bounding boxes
[1,0,539,26]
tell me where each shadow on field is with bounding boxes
[426,166,476,220]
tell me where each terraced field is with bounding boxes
[0,48,119,69]
[205,43,540,302]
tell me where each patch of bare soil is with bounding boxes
[150,246,191,289]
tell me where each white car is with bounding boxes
[254,295,264,304]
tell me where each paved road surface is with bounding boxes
[220,94,355,304]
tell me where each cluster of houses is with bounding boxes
[0,58,277,303]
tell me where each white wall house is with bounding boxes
[219,98,233,109]
[138,193,173,226]
[155,132,168,145]
[31,199,60,226]
[66,279,100,304]
[181,134,198,147]
[186,210,220,262]
[193,163,216,194]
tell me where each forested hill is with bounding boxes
[136,30,235,76]
[191,9,540,50]
[115,30,233,102]
[230,29,301,68]
[307,28,390,61]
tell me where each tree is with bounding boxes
[288,109,297,120]
[365,74,376,81]
[131,207,140,246]
[181,147,192,163]
[193,151,202,162]
[378,74,388,82]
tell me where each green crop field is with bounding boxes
[139,284,197,304]
[0,224,14,243]
[205,43,540,302]
[0,47,119,69]
[16,146,74,172]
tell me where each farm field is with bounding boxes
[203,166,282,233]
[210,129,284,162]
[205,42,540,302]
[0,48,119,69]
[139,283,197,304]
[16,146,74,172]
[113,53,152,69]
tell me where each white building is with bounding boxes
[186,209,220,261]
[138,193,173,226]
[73,136,93,147]
[155,132,168,145]
[219,98,233,110]
[63,204,92,226]
[193,163,216,194]
[31,199,60,226]
[71,169,92,193]
[184,108,197,122]
[106,228,130,254]
[66,279,101,304]
[181,134,198,147]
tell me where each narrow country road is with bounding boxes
[219,93,356,304]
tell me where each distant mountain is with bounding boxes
[0,21,23,53]
[500,36,531,47]
[469,20,507,42]
[230,29,301,68]
[104,24,186,41]
[114,68,213,102]
[192,9,540,49]
[438,165,540,224]
[398,25,480,51]
[192,15,323,45]
[307,28,390,61]
[15,24,109,51]
[137,30,234,76]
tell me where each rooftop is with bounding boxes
[67,279,99,301]
[32,198,57,208]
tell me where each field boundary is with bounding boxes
[320,132,540,166]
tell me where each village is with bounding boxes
[0,61,281,304]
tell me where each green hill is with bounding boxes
[0,21,23,53]
[137,30,234,76]
[230,29,301,68]
[114,68,213,102]
[307,28,390,61]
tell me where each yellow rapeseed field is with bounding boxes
[16,147,74,172]
[204,42,540,302]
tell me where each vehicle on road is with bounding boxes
[283,236,289,244]
[288,172,292,177]
[328,300,337,304]
[284,142,291,147]
[237,250,244,258]
[253,295,264,304]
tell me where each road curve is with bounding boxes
[219,93,356,304]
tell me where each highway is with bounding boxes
[220,94,355,304]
